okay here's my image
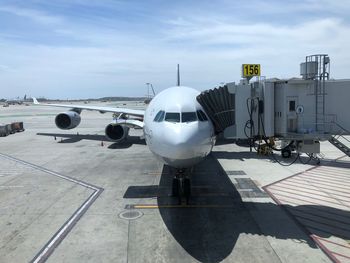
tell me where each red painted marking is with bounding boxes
[269,184,350,203]
[263,166,319,188]
[264,165,350,263]
[293,214,350,236]
[277,180,350,197]
[316,237,350,250]
[311,235,341,263]
[268,187,346,207]
[306,225,345,240]
[273,197,350,222]
[310,170,350,178]
[305,172,350,184]
[297,173,350,186]
[303,172,350,186]
[269,181,350,198]
[270,191,346,209]
[290,207,350,226]
[330,251,350,260]
[288,176,350,192]
[317,167,350,175]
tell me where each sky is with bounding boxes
[0,0,349,99]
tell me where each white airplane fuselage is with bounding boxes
[143,86,216,168]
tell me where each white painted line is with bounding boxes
[0,153,99,191]
[0,153,104,263]
[32,190,101,263]
[0,185,24,189]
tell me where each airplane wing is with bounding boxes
[32,97,145,117]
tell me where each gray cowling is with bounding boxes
[55,111,81,130]
[105,124,129,142]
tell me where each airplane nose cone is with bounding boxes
[163,126,198,157]
[148,122,214,168]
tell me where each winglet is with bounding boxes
[32,97,40,105]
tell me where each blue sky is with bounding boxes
[0,0,349,99]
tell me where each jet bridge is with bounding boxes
[196,85,235,134]
[205,54,350,157]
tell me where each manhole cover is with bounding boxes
[119,210,143,220]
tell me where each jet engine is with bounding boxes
[55,111,81,130]
[105,124,129,142]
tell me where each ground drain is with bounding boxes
[226,170,246,176]
[119,210,143,220]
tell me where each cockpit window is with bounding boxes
[197,110,208,121]
[165,112,180,123]
[153,110,165,122]
[182,112,197,122]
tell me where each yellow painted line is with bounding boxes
[134,205,159,209]
[133,204,234,209]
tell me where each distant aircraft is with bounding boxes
[33,66,216,199]
[6,95,29,105]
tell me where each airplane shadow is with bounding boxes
[36,132,146,148]
[124,154,350,262]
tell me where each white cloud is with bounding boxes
[0,6,63,25]
[0,1,350,98]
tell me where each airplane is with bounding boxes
[33,66,216,201]
[6,95,31,105]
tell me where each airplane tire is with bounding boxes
[184,178,191,200]
[172,178,180,197]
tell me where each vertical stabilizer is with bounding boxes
[177,64,180,86]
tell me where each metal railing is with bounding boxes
[296,113,337,135]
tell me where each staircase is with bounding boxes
[329,135,350,157]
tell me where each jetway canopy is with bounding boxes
[196,86,235,134]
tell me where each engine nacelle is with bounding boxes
[55,111,81,130]
[105,124,129,142]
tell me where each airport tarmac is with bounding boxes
[0,103,349,262]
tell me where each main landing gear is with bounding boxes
[172,169,191,204]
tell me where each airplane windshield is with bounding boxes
[165,112,180,123]
[153,110,165,122]
[182,112,197,122]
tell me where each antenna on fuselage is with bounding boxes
[177,64,180,86]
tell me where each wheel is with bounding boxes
[184,178,191,204]
[282,148,292,158]
[172,178,180,197]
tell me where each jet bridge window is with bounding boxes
[182,112,197,122]
[196,110,208,121]
[289,101,296,112]
[153,110,165,122]
[165,112,180,123]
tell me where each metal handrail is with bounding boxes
[296,113,336,134]
[332,122,350,143]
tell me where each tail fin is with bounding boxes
[32,97,40,105]
[177,64,180,86]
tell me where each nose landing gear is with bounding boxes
[172,169,192,204]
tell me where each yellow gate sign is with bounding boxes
[242,64,261,77]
